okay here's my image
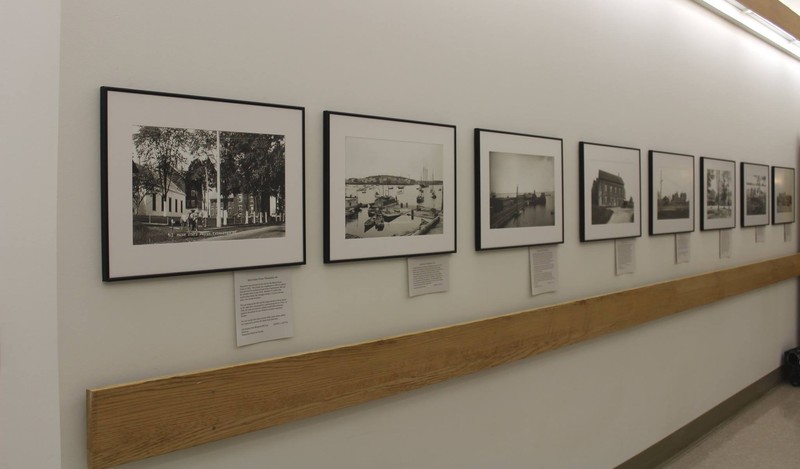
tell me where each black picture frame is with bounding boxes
[323,111,456,263]
[102,87,306,281]
[772,166,795,225]
[740,162,770,227]
[648,150,695,236]
[700,157,736,231]
[579,142,642,242]
[474,129,564,250]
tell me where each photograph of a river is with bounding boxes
[492,193,555,229]
[345,184,444,238]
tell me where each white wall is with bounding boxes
[0,0,62,468]
[58,1,800,468]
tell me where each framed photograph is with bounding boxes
[772,166,795,224]
[579,142,642,242]
[700,157,736,230]
[474,129,564,250]
[324,111,456,263]
[740,162,770,227]
[102,87,305,281]
[648,151,694,235]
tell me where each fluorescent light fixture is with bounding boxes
[700,0,800,60]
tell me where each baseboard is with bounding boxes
[616,367,783,469]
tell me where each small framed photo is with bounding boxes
[579,142,642,242]
[102,87,306,281]
[474,129,564,250]
[772,166,795,224]
[649,151,695,235]
[700,157,736,230]
[324,111,456,263]
[740,162,770,227]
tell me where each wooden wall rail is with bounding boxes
[87,254,800,468]
[739,0,800,41]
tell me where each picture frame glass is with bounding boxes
[103,87,305,280]
[324,112,456,263]
[772,166,795,224]
[741,162,770,227]
[580,143,642,241]
[649,151,694,235]
[700,157,736,231]
[475,129,564,250]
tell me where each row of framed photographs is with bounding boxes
[576,143,795,242]
[481,135,795,247]
[101,87,795,281]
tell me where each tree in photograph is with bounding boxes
[219,133,243,215]
[132,161,158,214]
[224,132,285,221]
[266,136,286,218]
[185,129,220,216]
[133,126,191,217]
[184,158,217,212]
[706,170,717,205]
[719,171,731,206]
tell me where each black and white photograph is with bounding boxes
[700,157,736,230]
[475,129,563,250]
[131,126,287,245]
[102,87,305,281]
[324,111,456,263]
[343,137,443,239]
[649,151,694,235]
[580,142,641,241]
[772,166,795,224]
[741,162,770,227]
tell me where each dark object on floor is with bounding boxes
[784,347,800,387]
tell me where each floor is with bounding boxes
[658,383,800,468]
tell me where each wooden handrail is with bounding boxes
[738,0,800,41]
[86,253,800,468]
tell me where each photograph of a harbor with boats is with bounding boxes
[325,111,456,263]
[344,136,444,239]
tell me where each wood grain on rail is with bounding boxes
[738,0,800,41]
[87,254,800,468]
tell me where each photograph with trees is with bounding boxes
[741,162,770,227]
[700,157,735,230]
[103,87,305,281]
[131,125,287,245]
[772,166,795,225]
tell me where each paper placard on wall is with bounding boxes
[719,229,732,259]
[755,226,766,243]
[234,269,294,347]
[675,233,690,264]
[615,239,635,275]
[530,245,558,296]
[408,255,449,297]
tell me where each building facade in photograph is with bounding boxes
[133,173,186,218]
[595,170,626,207]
